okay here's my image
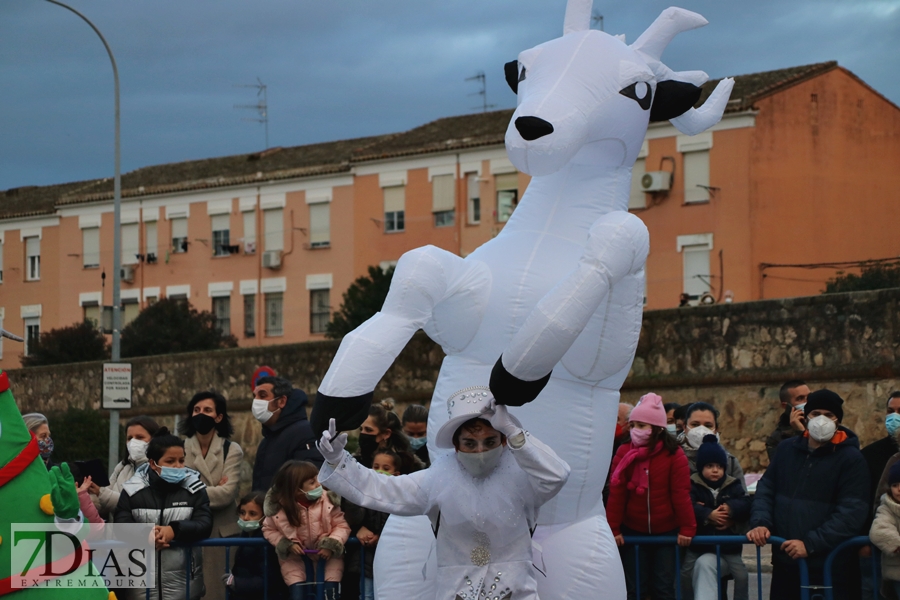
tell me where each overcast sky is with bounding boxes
[1,0,897,191]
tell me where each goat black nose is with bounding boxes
[515,116,554,141]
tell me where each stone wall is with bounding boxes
[6,288,900,473]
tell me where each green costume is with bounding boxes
[0,369,113,599]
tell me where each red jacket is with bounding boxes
[606,442,696,537]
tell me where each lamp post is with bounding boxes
[45,0,122,470]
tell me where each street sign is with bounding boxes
[102,363,132,410]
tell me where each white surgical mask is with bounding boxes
[807,415,837,443]
[686,426,718,449]
[456,446,503,478]
[127,439,148,463]
[252,399,275,424]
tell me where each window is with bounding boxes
[0,239,3,283]
[264,209,284,253]
[122,300,140,327]
[81,227,100,268]
[265,292,283,336]
[466,173,481,224]
[683,150,710,203]
[383,185,405,233]
[310,289,330,334]
[171,217,188,253]
[212,296,231,336]
[24,317,39,356]
[432,174,455,227]
[122,223,139,265]
[682,244,711,300]
[145,221,158,263]
[495,173,519,223]
[629,158,647,210]
[146,295,158,306]
[243,295,256,338]
[25,236,40,280]
[309,203,330,248]
[83,302,101,327]
[243,211,257,253]
[211,214,231,256]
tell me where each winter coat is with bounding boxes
[342,497,390,578]
[607,442,696,537]
[96,457,146,518]
[114,463,213,600]
[689,473,752,554]
[862,435,899,529]
[750,427,869,569]
[253,389,323,491]
[229,528,288,600]
[319,430,570,600]
[184,434,243,537]
[680,439,747,491]
[870,493,900,581]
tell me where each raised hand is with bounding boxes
[49,463,81,520]
[317,418,348,465]
[488,402,522,438]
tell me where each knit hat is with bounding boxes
[804,389,844,422]
[890,462,900,486]
[696,434,727,471]
[629,393,667,428]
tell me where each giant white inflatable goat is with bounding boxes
[311,2,733,597]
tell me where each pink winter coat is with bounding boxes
[262,492,351,584]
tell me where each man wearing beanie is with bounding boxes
[748,389,868,599]
[682,435,751,600]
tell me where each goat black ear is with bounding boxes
[650,80,702,122]
[504,61,519,94]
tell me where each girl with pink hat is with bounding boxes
[606,392,696,600]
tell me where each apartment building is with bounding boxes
[1,61,898,369]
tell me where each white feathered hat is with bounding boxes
[434,386,521,449]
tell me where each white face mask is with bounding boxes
[808,415,837,443]
[127,439,148,463]
[686,426,718,449]
[456,446,503,478]
[251,399,275,424]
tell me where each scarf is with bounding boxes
[610,440,662,496]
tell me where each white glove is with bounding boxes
[489,401,523,438]
[317,418,348,466]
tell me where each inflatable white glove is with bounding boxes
[489,402,525,448]
[317,418,348,466]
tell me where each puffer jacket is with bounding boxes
[606,441,696,537]
[870,493,900,581]
[750,427,869,568]
[253,389,323,490]
[261,489,350,558]
[114,464,213,600]
[680,438,747,491]
[96,457,146,518]
[342,497,390,578]
[689,473,752,554]
[229,528,288,600]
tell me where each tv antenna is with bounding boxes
[592,12,604,31]
[466,71,496,113]
[234,77,269,148]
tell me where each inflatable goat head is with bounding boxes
[504,1,734,176]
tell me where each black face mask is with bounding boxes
[191,413,217,435]
[358,433,379,456]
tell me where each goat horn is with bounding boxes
[1,329,24,342]
[563,0,593,35]
[670,78,735,136]
[631,7,708,61]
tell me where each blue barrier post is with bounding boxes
[821,536,874,600]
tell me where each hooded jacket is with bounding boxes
[689,473,751,554]
[229,528,288,600]
[861,434,899,527]
[253,389,323,490]
[869,493,900,581]
[114,463,213,600]
[750,427,869,568]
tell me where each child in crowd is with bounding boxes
[114,427,212,600]
[263,461,350,600]
[224,491,287,600]
[870,462,900,598]
[682,435,751,600]
[607,393,696,600]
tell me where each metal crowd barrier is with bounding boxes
[821,536,879,600]
[622,535,810,600]
[139,537,365,600]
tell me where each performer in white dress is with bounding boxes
[317,387,570,600]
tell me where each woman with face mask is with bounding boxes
[356,399,424,474]
[22,412,54,469]
[94,415,160,520]
[402,404,431,467]
[679,402,747,491]
[115,427,213,600]
[179,391,244,600]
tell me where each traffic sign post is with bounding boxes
[102,363,133,410]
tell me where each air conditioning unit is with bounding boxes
[244,241,256,254]
[262,250,282,269]
[120,265,135,283]
[641,171,672,192]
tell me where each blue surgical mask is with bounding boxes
[159,466,188,484]
[666,424,678,435]
[408,436,427,451]
[793,403,806,413]
[304,486,324,501]
[887,414,900,437]
[237,518,261,532]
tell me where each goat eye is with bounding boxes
[518,66,526,83]
[619,81,652,110]
[504,60,520,94]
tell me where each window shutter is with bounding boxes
[629,158,647,209]
[243,211,256,245]
[145,222,158,255]
[26,236,40,257]
[494,173,518,191]
[683,245,711,297]
[684,150,710,203]
[171,217,187,239]
[122,223,139,264]
[383,186,405,213]
[431,175,455,212]
[211,214,229,232]
[82,228,100,267]
[264,209,284,252]
[309,203,330,246]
